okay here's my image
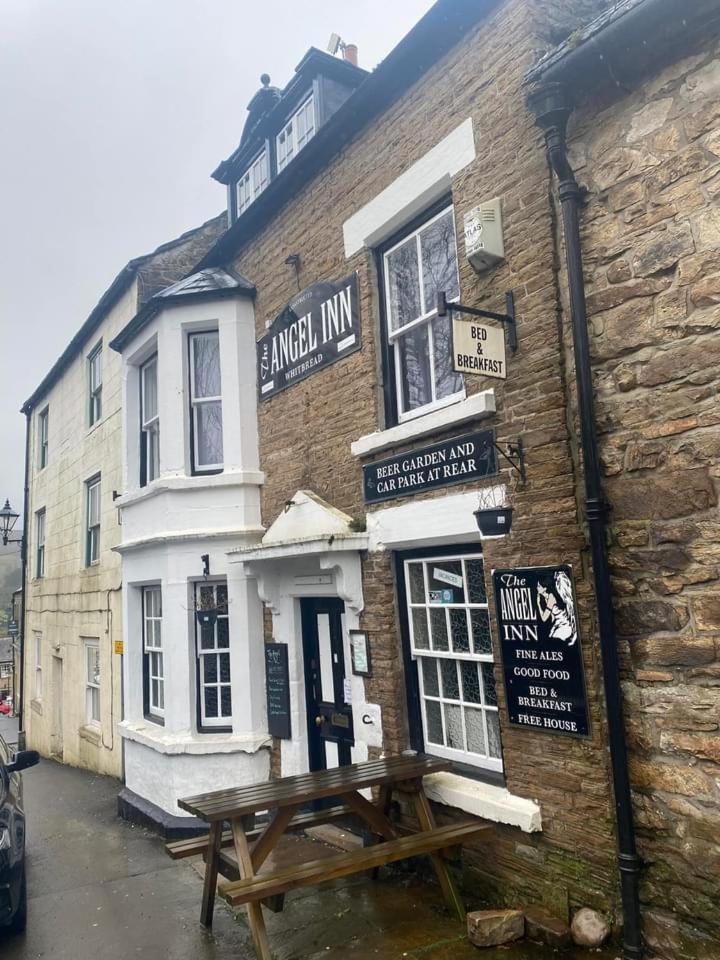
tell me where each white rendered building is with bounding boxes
[110,269,271,828]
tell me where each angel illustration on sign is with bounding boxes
[536,571,577,645]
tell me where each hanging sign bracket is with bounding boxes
[493,437,526,484]
[437,290,517,353]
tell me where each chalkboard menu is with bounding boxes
[363,429,496,504]
[265,643,291,740]
[492,565,590,737]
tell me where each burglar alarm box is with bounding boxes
[464,197,504,273]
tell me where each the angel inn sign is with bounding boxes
[257,274,360,400]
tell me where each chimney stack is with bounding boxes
[343,43,358,67]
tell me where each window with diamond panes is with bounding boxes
[404,554,502,772]
[195,582,231,729]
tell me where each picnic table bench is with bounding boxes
[169,754,490,960]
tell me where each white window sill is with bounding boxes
[423,771,542,833]
[79,723,102,746]
[118,469,266,508]
[119,719,271,756]
[351,390,496,459]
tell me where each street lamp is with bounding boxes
[0,500,21,546]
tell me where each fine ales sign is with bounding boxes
[363,430,497,504]
[452,317,507,380]
[492,565,590,736]
[257,273,360,399]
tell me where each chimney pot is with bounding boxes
[343,43,358,67]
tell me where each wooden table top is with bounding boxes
[178,754,451,821]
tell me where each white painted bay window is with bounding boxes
[85,476,101,565]
[35,508,45,579]
[382,205,463,422]
[404,552,502,773]
[85,639,100,725]
[189,331,223,473]
[140,355,159,485]
[237,150,268,215]
[143,586,164,721]
[88,342,103,425]
[276,95,315,172]
[194,582,231,729]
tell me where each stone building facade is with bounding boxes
[198,0,623,928]
[526,8,720,955]
[20,216,224,777]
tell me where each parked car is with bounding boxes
[0,734,39,934]
[0,703,11,716]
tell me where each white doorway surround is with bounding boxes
[228,491,383,778]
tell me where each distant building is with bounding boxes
[0,638,13,703]
[21,216,225,777]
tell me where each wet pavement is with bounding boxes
[0,750,621,960]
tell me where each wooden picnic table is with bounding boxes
[173,754,489,960]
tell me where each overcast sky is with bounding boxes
[0,0,435,521]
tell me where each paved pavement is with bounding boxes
[0,714,19,746]
[0,749,621,959]
[0,757,253,960]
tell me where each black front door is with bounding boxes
[301,597,354,772]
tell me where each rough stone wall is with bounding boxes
[228,0,622,923]
[567,41,720,960]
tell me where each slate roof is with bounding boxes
[109,268,255,353]
[524,0,720,90]
[155,268,252,300]
[22,214,226,413]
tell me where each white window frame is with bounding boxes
[86,476,101,566]
[88,342,103,426]
[84,638,100,726]
[194,581,232,730]
[38,407,49,469]
[143,586,164,721]
[34,632,42,700]
[35,508,45,579]
[404,552,502,774]
[188,331,223,473]
[276,94,315,173]
[236,149,269,215]
[140,355,159,486]
[382,204,464,424]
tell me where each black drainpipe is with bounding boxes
[18,409,31,748]
[527,82,642,960]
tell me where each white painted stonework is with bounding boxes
[23,282,136,778]
[342,118,476,257]
[230,492,379,778]
[366,488,507,551]
[116,291,270,816]
[350,390,496,459]
[424,772,542,833]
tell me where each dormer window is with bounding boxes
[237,150,269,215]
[276,94,315,173]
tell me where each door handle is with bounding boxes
[315,715,324,727]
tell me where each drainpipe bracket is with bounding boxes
[585,497,611,522]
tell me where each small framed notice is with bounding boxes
[350,631,371,677]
